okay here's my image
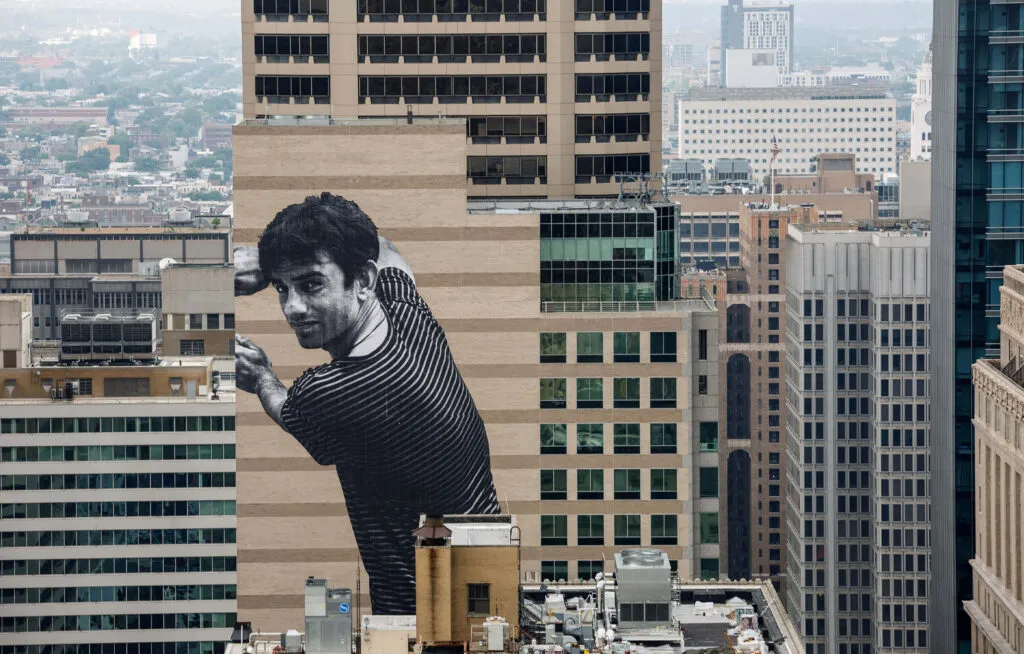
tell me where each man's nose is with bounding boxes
[283,293,307,320]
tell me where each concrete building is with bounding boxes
[159,264,234,358]
[720,0,794,83]
[0,358,237,654]
[413,515,519,648]
[784,224,931,654]
[199,124,233,151]
[966,264,1024,654]
[723,48,779,88]
[231,118,722,628]
[898,160,931,223]
[5,107,108,128]
[909,49,932,162]
[677,87,898,180]
[243,1,662,200]
[0,228,231,341]
[0,294,32,368]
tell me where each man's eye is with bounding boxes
[274,284,287,294]
[302,281,323,293]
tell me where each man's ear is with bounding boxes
[356,260,380,299]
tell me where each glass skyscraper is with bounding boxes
[932,2,1024,653]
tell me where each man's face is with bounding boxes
[270,252,362,351]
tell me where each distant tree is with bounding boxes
[56,153,77,162]
[121,176,140,186]
[66,148,111,176]
[134,157,161,173]
[108,134,132,162]
[188,190,225,201]
[0,153,9,166]
[44,78,71,91]
[20,146,42,163]
[184,167,201,179]
[211,217,221,229]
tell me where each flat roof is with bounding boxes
[468,199,670,214]
[686,87,891,102]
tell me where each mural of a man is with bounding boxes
[234,192,500,615]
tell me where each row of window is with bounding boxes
[541,514,679,546]
[576,113,650,139]
[1,528,236,549]
[542,469,679,500]
[2,584,237,605]
[0,642,224,654]
[468,155,546,181]
[0,415,235,434]
[254,75,329,101]
[1,501,236,521]
[357,0,546,19]
[541,422,719,454]
[574,33,650,59]
[468,115,545,140]
[253,0,328,18]
[1,557,237,577]
[539,377,676,409]
[359,75,545,100]
[254,35,329,61]
[0,612,237,633]
[0,444,237,463]
[576,73,650,98]
[0,473,236,492]
[358,34,545,61]
[575,0,650,15]
[576,154,651,179]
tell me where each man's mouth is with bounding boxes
[290,322,318,333]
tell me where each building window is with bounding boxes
[189,314,203,329]
[613,423,640,453]
[577,515,605,545]
[575,32,651,61]
[576,424,603,454]
[468,116,547,143]
[576,154,651,182]
[540,424,567,454]
[698,374,708,395]
[650,378,677,408]
[699,512,719,544]
[255,0,328,20]
[255,75,330,103]
[650,331,677,362]
[180,340,205,356]
[651,515,677,545]
[540,333,566,363]
[613,332,640,362]
[651,469,677,500]
[206,314,220,330]
[613,469,641,499]
[650,423,677,453]
[540,515,567,546]
[577,470,604,500]
[577,332,603,362]
[359,34,546,64]
[575,73,651,102]
[224,314,235,329]
[540,378,566,408]
[255,34,330,63]
[614,514,641,545]
[700,558,720,580]
[540,470,567,500]
[467,584,489,615]
[576,113,652,141]
[578,560,603,580]
[698,467,719,498]
[468,155,548,183]
[613,378,640,408]
[361,75,546,103]
[576,378,603,409]
[699,422,718,452]
[541,560,568,582]
[698,329,708,359]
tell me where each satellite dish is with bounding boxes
[158,257,178,270]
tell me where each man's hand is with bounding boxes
[234,245,269,296]
[235,334,289,430]
[235,334,275,395]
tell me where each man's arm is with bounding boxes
[234,245,270,297]
[235,335,287,430]
[377,236,415,284]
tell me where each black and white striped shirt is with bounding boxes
[280,268,501,615]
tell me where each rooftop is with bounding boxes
[468,199,670,214]
[686,86,891,102]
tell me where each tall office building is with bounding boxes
[231,117,724,627]
[720,0,794,83]
[243,0,662,200]
[931,2,1024,652]
[968,264,1024,654]
[784,225,931,654]
[0,296,237,653]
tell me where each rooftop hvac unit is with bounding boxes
[281,630,302,654]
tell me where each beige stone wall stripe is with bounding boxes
[233,176,466,191]
[234,226,537,243]
[237,549,357,563]
[237,458,325,472]
[237,503,348,517]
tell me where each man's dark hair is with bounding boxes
[259,192,379,288]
